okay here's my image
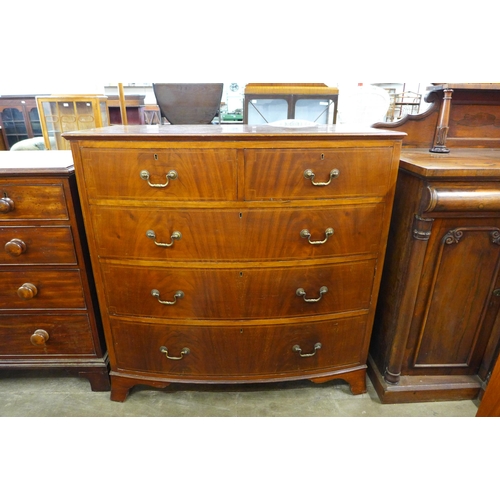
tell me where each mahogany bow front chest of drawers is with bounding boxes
[0,151,109,390]
[64,124,404,402]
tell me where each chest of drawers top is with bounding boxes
[0,150,74,176]
[65,124,404,201]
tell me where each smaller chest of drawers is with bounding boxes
[65,124,404,402]
[0,151,109,391]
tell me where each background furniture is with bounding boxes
[152,83,223,124]
[370,84,500,403]
[0,151,109,390]
[36,95,109,150]
[385,91,422,122]
[477,349,500,416]
[0,95,45,149]
[243,83,338,125]
[0,127,6,150]
[65,124,403,401]
[107,94,146,124]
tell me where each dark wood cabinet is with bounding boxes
[370,84,500,403]
[107,94,146,125]
[369,149,500,402]
[0,151,109,390]
[65,124,403,401]
[0,95,45,149]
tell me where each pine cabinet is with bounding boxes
[36,95,109,150]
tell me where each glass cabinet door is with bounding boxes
[0,108,28,148]
[246,98,288,124]
[295,98,335,124]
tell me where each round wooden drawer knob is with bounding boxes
[30,329,49,346]
[17,282,38,299]
[0,196,15,214]
[5,238,27,256]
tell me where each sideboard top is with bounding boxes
[62,124,406,143]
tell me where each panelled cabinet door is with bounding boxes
[405,219,500,376]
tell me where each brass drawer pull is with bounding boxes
[140,169,178,188]
[159,346,190,360]
[300,228,334,245]
[292,342,322,357]
[30,329,49,346]
[5,238,27,256]
[0,193,15,214]
[296,286,328,302]
[17,282,38,300]
[146,229,182,247]
[151,289,184,305]
[303,168,339,186]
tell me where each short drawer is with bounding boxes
[244,148,395,200]
[0,226,77,265]
[0,314,96,355]
[109,315,369,378]
[91,203,384,261]
[80,148,237,201]
[103,260,375,320]
[0,183,69,220]
[0,270,86,310]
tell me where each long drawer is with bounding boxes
[80,148,238,201]
[102,260,375,320]
[0,314,96,355]
[245,148,395,200]
[0,183,69,220]
[0,270,86,310]
[91,204,384,261]
[109,315,369,378]
[0,226,77,265]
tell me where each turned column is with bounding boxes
[430,89,453,153]
[384,214,434,384]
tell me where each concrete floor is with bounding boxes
[0,369,479,416]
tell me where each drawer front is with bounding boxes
[103,260,375,319]
[109,315,368,377]
[91,204,384,261]
[0,226,77,265]
[244,148,394,200]
[81,149,237,201]
[0,183,69,220]
[0,270,86,310]
[0,314,96,355]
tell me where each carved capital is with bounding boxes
[412,214,434,241]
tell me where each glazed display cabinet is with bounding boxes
[37,95,109,150]
[0,95,45,149]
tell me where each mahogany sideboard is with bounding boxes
[0,151,109,390]
[64,124,404,402]
[370,84,500,403]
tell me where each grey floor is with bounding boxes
[0,369,479,416]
